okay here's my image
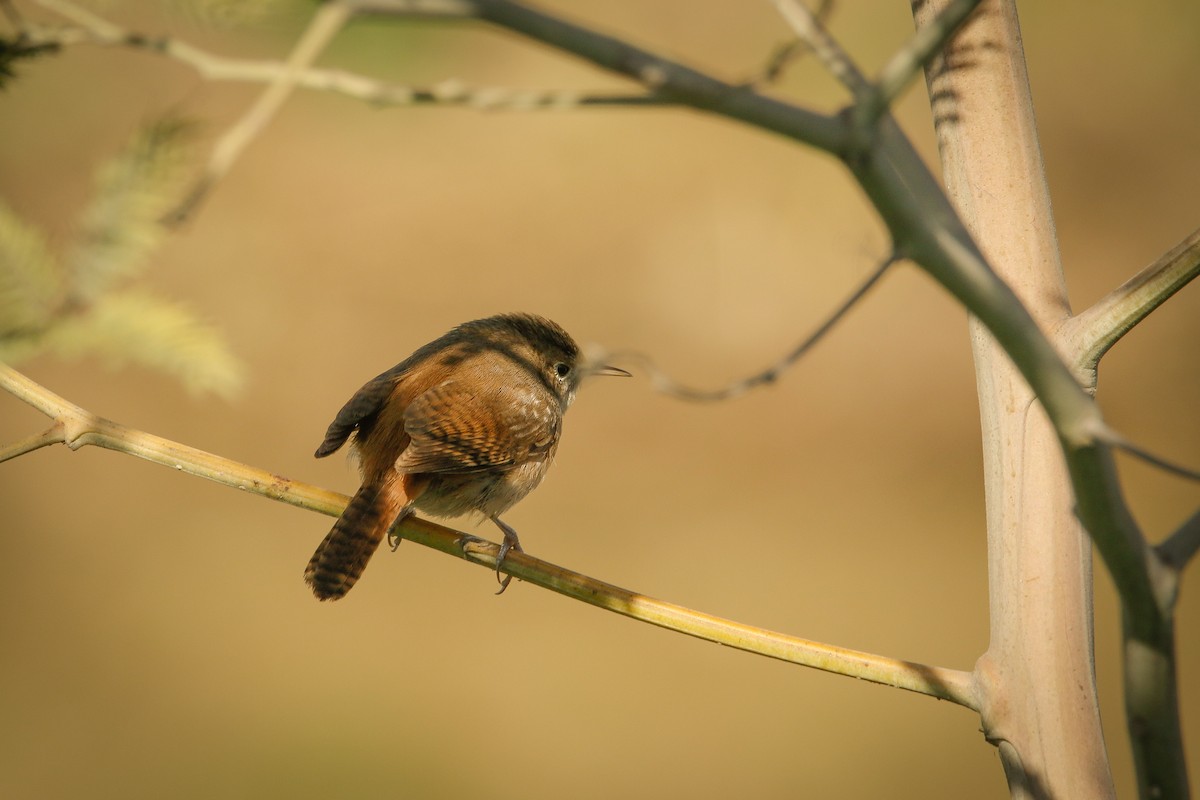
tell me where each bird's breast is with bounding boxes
[413,447,557,520]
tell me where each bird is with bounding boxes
[304,313,627,600]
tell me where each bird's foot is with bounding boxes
[491,517,525,595]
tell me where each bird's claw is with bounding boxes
[492,520,524,595]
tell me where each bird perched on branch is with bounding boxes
[304,313,628,600]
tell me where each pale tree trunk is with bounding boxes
[915,1,1115,796]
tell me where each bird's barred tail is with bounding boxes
[304,482,408,600]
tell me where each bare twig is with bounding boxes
[0,423,63,462]
[613,254,894,402]
[767,0,867,94]
[863,0,984,126]
[21,13,666,110]
[28,0,672,222]
[1102,430,1200,484]
[0,361,977,707]
[1157,509,1200,572]
[0,362,345,513]
[1060,226,1200,386]
[162,0,358,224]
[753,0,835,85]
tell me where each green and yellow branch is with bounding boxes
[0,361,977,710]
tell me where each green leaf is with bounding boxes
[65,119,194,301]
[0,202,61,338]
[43,290,245,399]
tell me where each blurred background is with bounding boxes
[1,1,1197,797]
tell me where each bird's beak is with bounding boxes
[588,364,632,378]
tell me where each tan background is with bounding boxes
[2,1,1198,797]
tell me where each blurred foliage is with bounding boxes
[67,119,194,301]
[0,36,58,89]
[0,119,244,398]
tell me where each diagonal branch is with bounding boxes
[460,7,1144,624]
[752,0,835,86]
[1157,509,1200,573]
[767,0,868,94]
[864,0,984,126]
[0,361,978,708]
[612,253,895,402]
[161,0,357,224]
[1102,433,1200,484]
[469,0,845,150]
[1059,225,1200,385]
[0,423,63,462]
[0,361,345,514]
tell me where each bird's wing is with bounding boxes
[313,364,407,458]
[396,380,560,475]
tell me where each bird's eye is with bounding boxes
[554,362,571,379]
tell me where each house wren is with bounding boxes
[304,313,627,600]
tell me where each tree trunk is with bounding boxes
[913,1,1116,796]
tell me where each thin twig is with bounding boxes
[1100,429,1200,484]
[753,0,835,85]
[1060,226,1200,383]
[1157,509,1200,572]
[20,15,667,110]
[864,0,984,124]
[767,0,868,94]
[612,254,895,402]
[0,423,64,463]
[162,0,357,225]
[0,362,345,513]
[0,361,978,708]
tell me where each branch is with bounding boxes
[611,253,894,402]
[0,361,978,708]
[768,0,985,140]
[0,423,61,462]
[752,0,834,86]
[27,0,678,221]
[767,0,868,94]
[22,8,666,110]
[36,0,1114,486]
[1102,431,1200,484]
[0,361,344,514]
[162,0,355,224]
[1060,226,1200,385]
[1157,509,1200,573]
[864,0,984,126]
[456,5,1154,640]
